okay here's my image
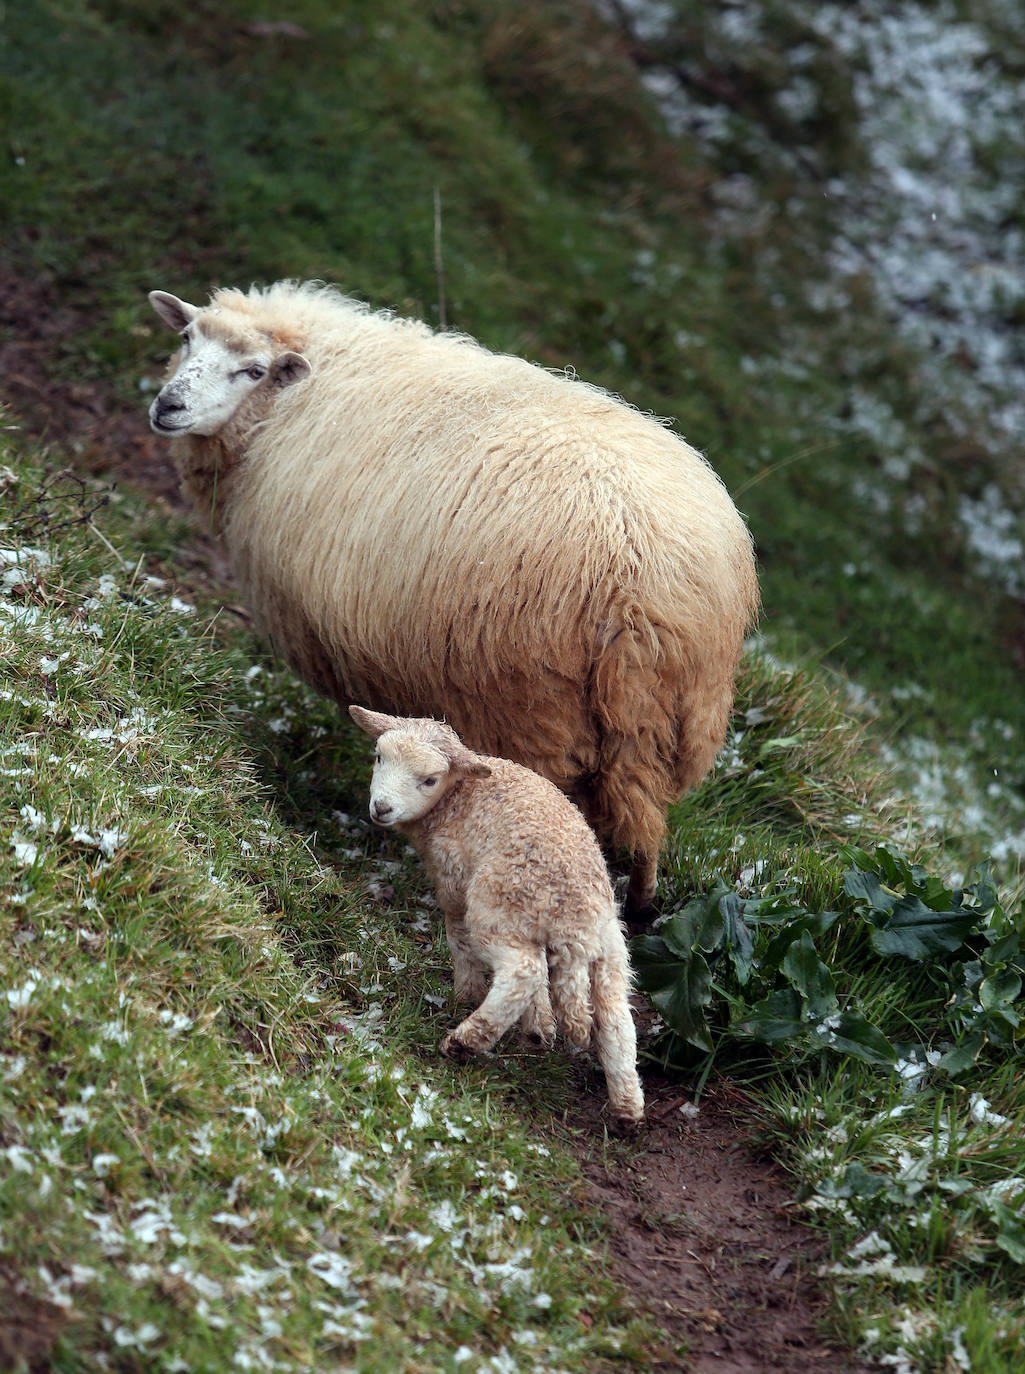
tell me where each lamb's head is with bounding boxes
[147,290,311,438]
[349,705,491,827]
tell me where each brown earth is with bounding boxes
[0,265,868,1373]
[567,1072,868,1372]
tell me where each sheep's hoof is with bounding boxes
[623,898,660,934]
[523,1027,557,1052]
[440,1031,476,1062]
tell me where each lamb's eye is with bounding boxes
[421,776,439,789]
[246,365,266,381]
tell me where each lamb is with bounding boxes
[146,280,758,922]
[349,705,645,1132]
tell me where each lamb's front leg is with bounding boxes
[444,909,489,1005]
[441,941,546,1061]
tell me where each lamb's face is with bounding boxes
[368,733,452,827]
[147,290,310,438]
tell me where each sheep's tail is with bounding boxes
[588,929,645,1129]
[584,605,739,907]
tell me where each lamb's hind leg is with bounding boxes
[518,958,556,1049]
[590,949,645,1134]
[441,941,546,1062]
[445,910,489,1005]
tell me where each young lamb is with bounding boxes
[349,705,645,1133]
[147,280,759,923]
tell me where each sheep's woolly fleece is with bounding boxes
[151,281,759,913]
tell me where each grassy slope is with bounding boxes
[3,1,1025,1370]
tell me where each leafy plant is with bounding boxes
[633,845,1025,1076]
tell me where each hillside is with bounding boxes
[2,3,1024,1371]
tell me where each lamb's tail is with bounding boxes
[548,921,645,1130]
[546,939,593,1051]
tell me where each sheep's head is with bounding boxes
[147,290,311,437]
[349,705,491,827]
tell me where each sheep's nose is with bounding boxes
[371,799,393,822]
[155,395,185,418]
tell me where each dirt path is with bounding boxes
[0,266,868,1372]
[566,1073,868,1372]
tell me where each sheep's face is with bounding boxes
[147,290,310,438]
[368,733,453,827]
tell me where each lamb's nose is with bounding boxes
[371,799,393,822]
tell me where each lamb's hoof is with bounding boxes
[607,1112,645,1139]
[440,1031,476,1062]
[524,1027,557,1052]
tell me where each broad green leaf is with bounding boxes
[938,1030,986,1075]
[817,1161,888,1199]
[992,1202,1025,1265]
[657,892,725,958]
[869,896,978,959]
[763,910,839,971]
[983,932,1022,967]
[980,969,1023,1011]
[821,1010,896,1066]
[844,865,897,918]
[631,938,713,1051]
[736,987,805,1042]
[718,891,754,986]
[782,931,838,1020]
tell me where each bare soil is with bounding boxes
[0,264,868,1372]
[567,1071,868,1372]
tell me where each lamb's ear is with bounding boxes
[271,351,312,389]
[149,291,197,332]
[433,732,491,779]
[349,704,403,739]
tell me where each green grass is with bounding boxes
[4,1,1025,1369]
[0,442,658,1372]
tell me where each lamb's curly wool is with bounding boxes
[148,280,759,918]
[350,705,645,1131]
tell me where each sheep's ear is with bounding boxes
[271,351,311,389]
[464,760,492,779]
[149,291,197,332]
[349,704,403,739]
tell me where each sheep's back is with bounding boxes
[221,314,756,794]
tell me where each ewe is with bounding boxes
[350,705,645,1132]
[147,281,758,922]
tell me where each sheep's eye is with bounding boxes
[421,776,439,789]
[246,365,266,381]
[374,752,381,764]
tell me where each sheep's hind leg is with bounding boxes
[441,943,546,1062]
[625,850,659,931]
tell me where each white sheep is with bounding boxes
[349,705,645,1132]
[147,280,759,921]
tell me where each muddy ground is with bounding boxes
[0,267,868,1372]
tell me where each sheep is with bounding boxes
[146,280,758,922]
[349,704,645,1132]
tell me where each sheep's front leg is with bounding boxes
[441,942,546,1062]
[444,909,489,1005]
